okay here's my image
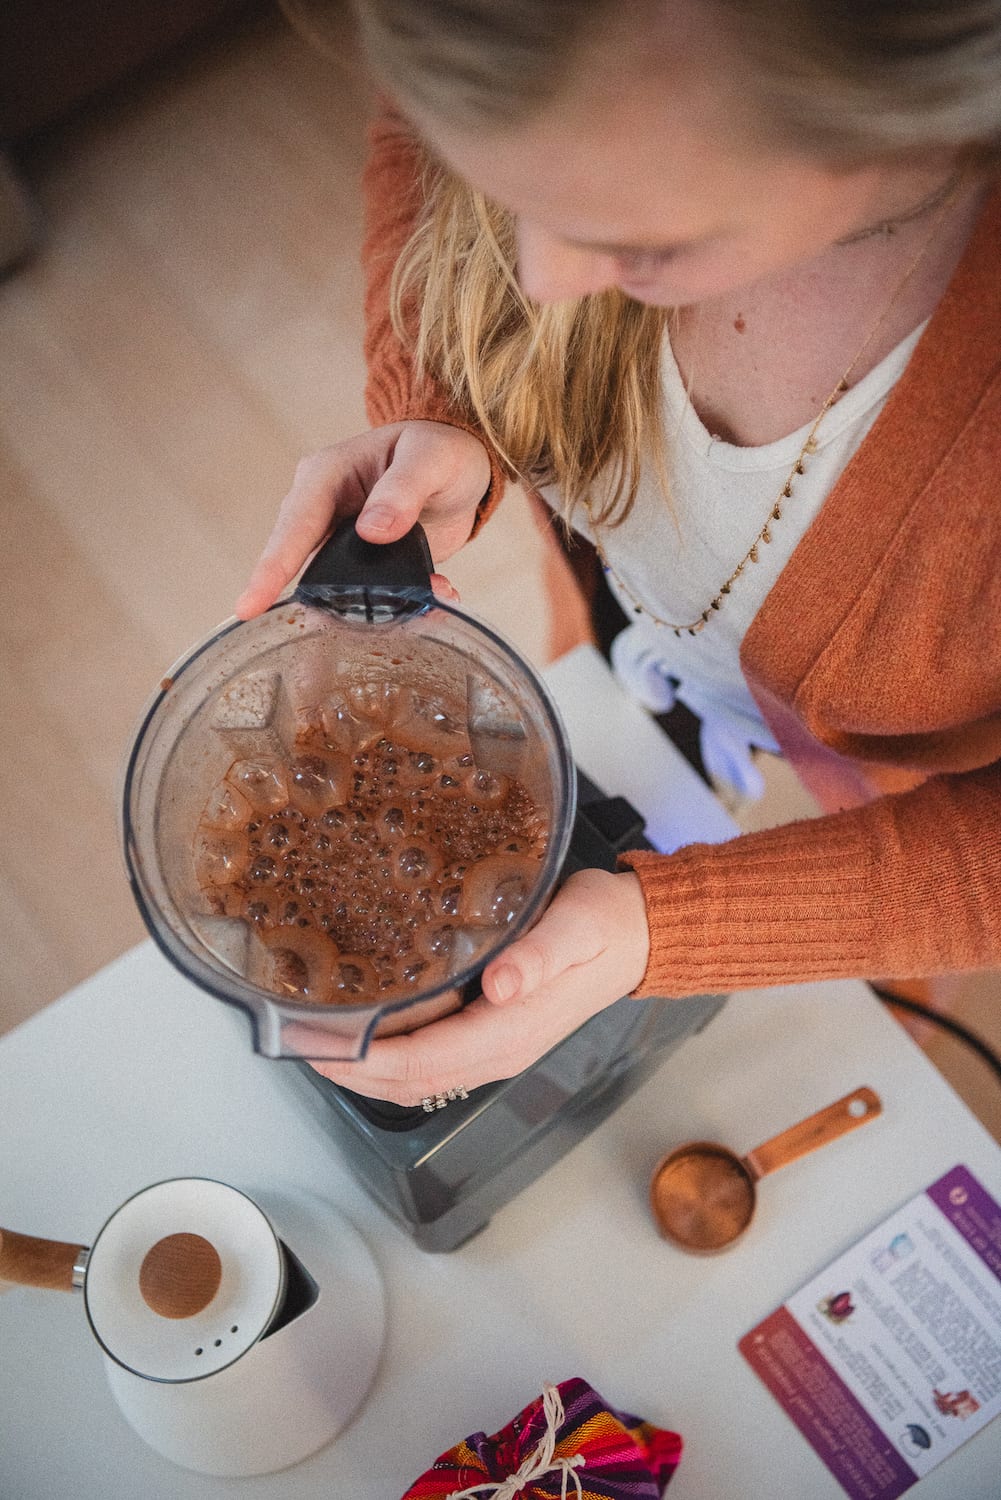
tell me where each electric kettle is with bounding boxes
[122,521,576,1062]
[0,1178,385,1475]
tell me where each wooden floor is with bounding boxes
[0,4,557,1032]
[2,3,999,1144]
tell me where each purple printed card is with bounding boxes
[740,1166,1001,1498]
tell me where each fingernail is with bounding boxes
[491,965,519,1003]
[361,505,393,533]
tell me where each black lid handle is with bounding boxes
[294,518,435,619]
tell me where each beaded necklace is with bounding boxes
[585,176,963,637]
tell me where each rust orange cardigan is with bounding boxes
[361,102,1001,997]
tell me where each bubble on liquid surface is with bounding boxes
[201,780,253,831]
[270,947,309,998]
[226,760,289,812]
[333,957,376,996]
[289,752,349,818]
[439,884,462,918]
[194,830,250,888]
[426,925,456,958]
[378,803,407,841]
[397,843,439,883]
[461,853,537,925]
[248,854,278,884]
[467,769,507,806]
[258,925,336,1003]
[242,896,274,926]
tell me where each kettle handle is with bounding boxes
[295,518,434,611]
[0,1227,86,1292]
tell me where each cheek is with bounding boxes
[614,168,880,305]
[616,215,852,306]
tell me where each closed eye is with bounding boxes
[616,246,685,272]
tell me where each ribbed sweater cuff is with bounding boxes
[623,758,1001,997]
[621,835,878,998]
[617,785,980,997]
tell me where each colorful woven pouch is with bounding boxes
[400,1376,682,1499]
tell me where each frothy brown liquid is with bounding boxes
[193,687,549,1006]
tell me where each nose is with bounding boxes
[515,220,618,302]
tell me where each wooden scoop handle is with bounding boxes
[0,1227,85,1291]
[742,1086,882,1183]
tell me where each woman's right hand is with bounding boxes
[235,420,493,619]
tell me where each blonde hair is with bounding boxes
[333,1,1001,522]
[390,161,668,524]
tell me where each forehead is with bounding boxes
[414,36,777,245]
[405,0,794,234]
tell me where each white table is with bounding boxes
[2,647,1000,1499]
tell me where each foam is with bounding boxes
[193,706,549,1006]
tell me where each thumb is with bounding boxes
[481,878,607,1006]
[355,457,434,544]
[355,422,488,557]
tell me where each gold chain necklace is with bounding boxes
[836,168,963,245]
[585,176,964,638]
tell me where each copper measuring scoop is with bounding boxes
[650,1086,882,1253]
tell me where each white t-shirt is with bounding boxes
[539,320,927,797]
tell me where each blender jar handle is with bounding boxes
[295,518,435,617]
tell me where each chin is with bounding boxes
[616,281,677,306]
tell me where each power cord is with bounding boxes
[870,985,1001,1086]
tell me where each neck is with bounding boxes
[671,171,987,448]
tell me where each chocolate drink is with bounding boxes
[192,682,549,1006]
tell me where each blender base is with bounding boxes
[298,988,726,1252]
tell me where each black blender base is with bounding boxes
[298,987,725,1251]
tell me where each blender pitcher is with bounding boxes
[122,522,576,1062]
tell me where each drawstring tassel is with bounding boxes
[447,1384,585,1500]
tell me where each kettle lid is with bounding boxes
[84,1179,285,1383]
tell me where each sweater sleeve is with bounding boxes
[361,97,507,527]
[620,761,1001,996]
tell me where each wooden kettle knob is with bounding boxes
[138,1232,223,1319]
[0,1227,85,1291]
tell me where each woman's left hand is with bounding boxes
[307,869,651,1105]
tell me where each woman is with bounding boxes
[237,0,1001,1104]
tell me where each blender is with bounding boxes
[123,521,725,1250]
[123,521,576,1062]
